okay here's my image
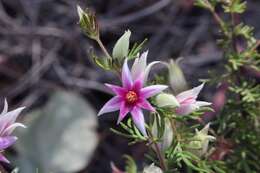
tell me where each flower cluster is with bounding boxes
[98,51,211,136]
[76,7,215,171]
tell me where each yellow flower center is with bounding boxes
[125,91,138,104]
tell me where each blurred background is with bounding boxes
[0,0,259,172]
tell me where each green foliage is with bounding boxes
[128,38,148,60]
[79,1,260,172]
[194,0,217,10]
[195,0,260,172]
[124,155,138,173]
[166,143,226,173]
[229,81,260,103]
[222,0,247,14]
[110,118,147,144]
[234,23,254,41]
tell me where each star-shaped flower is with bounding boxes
[98,59,167,136]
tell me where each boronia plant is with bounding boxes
[78,0,259,172]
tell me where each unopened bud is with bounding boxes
[168,59,188,94]
[112,30,131,60]
[155,93,180,108]
[77,5,99,40]
[187,123,216,157]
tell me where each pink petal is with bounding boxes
[176,101,211,115]
[98,96,122,116]
[0,153,10,163]
[131,51,148,80]
[137,99,155,112]
[0,107,25,135]
[117,102,130,124]
[140,85,168,98]
[175,104,197,115]
[0,136,17,150]
[132,74,144,91]
[2,123,26,136]
[105,84,127,97]
[130,107,147,136]
[122,60,133,89]
[176,83,204,103]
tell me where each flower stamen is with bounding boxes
[125,91,138,104]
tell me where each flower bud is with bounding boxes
[155,93,180,108]
[152,119,173,151]
[168,59,188,94]
[112,30,131,60]
[187,123,215,157]
[77,5,99,40]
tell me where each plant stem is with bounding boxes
[250,40,260,52]
[148,131,167,171]
[96,37,112,59]
[153,141,167,171]
[207,6,228,36]
[170,119,181,142]
[231,13,239,53]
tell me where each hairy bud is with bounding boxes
[77,5,99,40]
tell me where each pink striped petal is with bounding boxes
[0,153,9,163]
[117,102,130,124]
[0,136,17,150]
[2,123,26,136]
[140,85,168,98]
[122,60,133,89]
[176,101,211,115]
[0,107,25,135]
[105,84,127,97]
[98,97,122,116]
[131,107,147,136]
[131,51,148,80]
[138,99,155,112]
[175,104,197,115]
[176,83,204,103]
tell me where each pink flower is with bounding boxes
[175,83,211,115]
[98,59,167,136]
[0,100,26,163]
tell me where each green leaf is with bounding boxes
[124,155,137,173]
[112,30,131,59]
[194,0,217,9]
[89,48,112,70]
[128,38,148,60]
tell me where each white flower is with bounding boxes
[131,51,160,84]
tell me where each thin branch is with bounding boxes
[96,37,113,59]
